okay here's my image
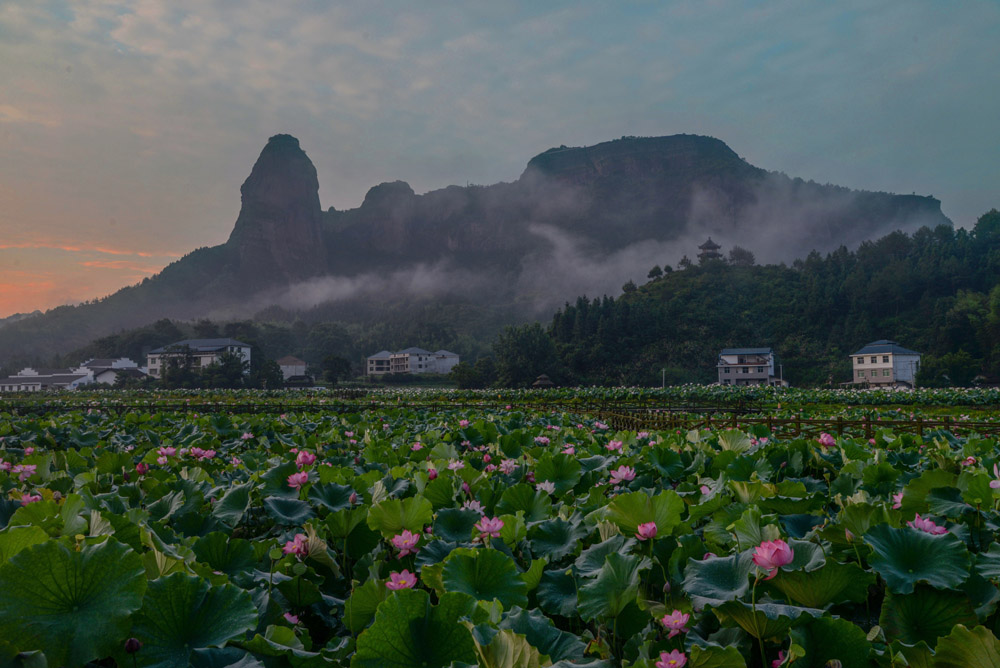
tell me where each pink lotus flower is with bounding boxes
[231,457,242,466]
[635,522,657,541]
[961,456,977,466]
[609,465,635,485]
[136,463,149,475]
[386,570,417,590]
[459,419,470,428]
[637,432,650,439]
[536,481,556,494]
[447,460,465,471]
[345,431,354,437]
[475,516,504,539]
[892,492,904,509]
[427,468,438,480]
[534,436,550,445]
[283,533,309,557]
[482,453,491,463]
[158,446,176,457]
[0,461,10,472]
[562,446,575,455]
[287,471,309,490]
[296,451,316,469]
[525,472,535,483]
[772,650,786,667]
[283,612,299,624]
[411,442,423,451]
[991,464,1000,490]
[606,440,623,452]
[908,513,948,535]
[241,432,254,440]
[661,609,690,638]
[190,447,216,460]
[817,433,836,447]
[594,421,609,430]
[12,464,35,482]
[20,493,42,506]
[463,499,485,514]
[349,491,358,504]
[23,447,34,456]
[499,459,518,474]
[753,539,794,580]
[156,456,168,466]
[656,650,687,668]
[391,530,421,557]
[699,484,711,495]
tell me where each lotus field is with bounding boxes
[4,402,1000,667]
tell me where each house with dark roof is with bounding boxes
[146,339,251,378]
[0,357,144,392]
[850,340,921,387]
[365,350,393,376]
[717,347,786,386]
[276,356,307,381]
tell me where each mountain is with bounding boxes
[0,133,951,363]
[0,310,41,330]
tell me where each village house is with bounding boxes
[366,348,460,375]
[850,340,921,388]
[717,347,786,386]
[0,357,144,392]
[276,355,307,381]
[146,339,251,378]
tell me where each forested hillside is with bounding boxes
[484,210,1000,388]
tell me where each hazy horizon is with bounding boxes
[1,1,998,318]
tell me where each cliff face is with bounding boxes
[227,134,328,285]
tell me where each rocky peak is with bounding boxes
[227,134,328,284]
[361,180,415,210]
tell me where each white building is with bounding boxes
[146,339,251,378]
[0,357,144,392]
[851,340,921,387]
[366,348,460,375]
[717,348,785,386]
[276,356,307,381]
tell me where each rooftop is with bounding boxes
[150,338,250,354]
[720,348,773,355]
[852,340,921,356]
[276,355,306,365]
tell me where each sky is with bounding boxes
[1,1,998,318]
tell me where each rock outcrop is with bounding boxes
[227,134,327,285]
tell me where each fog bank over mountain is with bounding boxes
[0,133,950,362]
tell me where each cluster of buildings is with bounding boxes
[0,358,146,392]
[365,348,460,376]
[717,339,922,388]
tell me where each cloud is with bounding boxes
[0,242,181,258]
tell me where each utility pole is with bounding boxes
[661,367,665,389]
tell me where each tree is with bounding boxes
[647,265,663,280]
[728,246,756,267]
[251,359,285,389]
[492,323,562,388]
[159,345,200,389]
[450,358,497,389]
[201,351,249,388]
[622,280,638,294]
[322,355,354,384]
[678,256,693,270]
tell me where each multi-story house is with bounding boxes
[717,347,785,386]
[366,348,460,375]
[851,340,921,387]
[146,339,251,378]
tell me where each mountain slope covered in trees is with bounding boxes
[484,210,1000,388]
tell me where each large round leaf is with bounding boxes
[308,482,354,512]
[534,454,582,495]
[351,589,478,668]
[578,552,649,621]
[500,607,586,663]
[681,551,753,608]
[131,572,258,667]
[864,524,971,594]
[575,535,634,577]
[789,615,871,668]
[933,624,1000,668]
[344,578,391,634]
[192,532,256,576]
[212,482,253,527]
[879,585,977,648]
[604,490,684,537]
[441,547,528,609]
[367,496,433,537]
[495,484,552,523]
[0,538,146,666]
[433,508,481,543]
[769,560,873,608]
[713,600,822,640]
[527,518,586,561]
[536,569,578,617]
[262,496,315,525]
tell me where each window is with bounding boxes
[723,367,730,374]
[882,355,889,363]
[870,356,877,364]
[858,370,865,377]
[883,369,890,376]
[757,367,764,373]
[742,367,749,373]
